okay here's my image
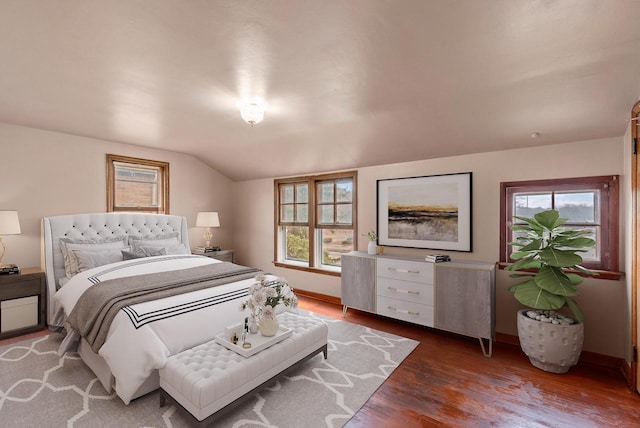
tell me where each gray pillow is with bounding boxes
[71,248,126,273]
[139,243,189,255]
[60,236,127,278]
[122,246,167,260]
[129,233,180,250]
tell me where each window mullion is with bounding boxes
[308,178,316,267]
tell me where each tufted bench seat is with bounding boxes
[159,312,328,425]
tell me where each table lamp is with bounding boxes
[0,210,21,268]
[195,211,220,249]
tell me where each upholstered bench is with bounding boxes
[159,312,328,425]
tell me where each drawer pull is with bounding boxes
[387,306,420,316]
[387,286,419,295]
[388,267,419,274]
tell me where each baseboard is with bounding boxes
[294,289,341,306]
[496,332,630,384]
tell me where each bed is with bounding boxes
[42,212,269,404]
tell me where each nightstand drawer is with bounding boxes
[194,250,234,263]
[1,296,38,332]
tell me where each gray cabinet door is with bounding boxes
[341,253,376,312]
[435,264,495,340]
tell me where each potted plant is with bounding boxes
[505,209,595,373]
[362,229,378,255]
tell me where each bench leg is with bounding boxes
[322,344,328,359]
[159,390,166,408]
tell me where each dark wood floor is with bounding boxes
[299,296,640,428]
[2,296,638,427]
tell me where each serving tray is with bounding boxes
[215,327,293,358]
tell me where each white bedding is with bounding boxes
[54,254,271,404]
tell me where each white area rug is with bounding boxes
[0,312,418,427]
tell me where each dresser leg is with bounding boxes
[478,337,492,357]
[342,305,348,317]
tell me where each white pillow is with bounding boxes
[129,233,180,250]
[72,248,126,273]
[60,237,127,279]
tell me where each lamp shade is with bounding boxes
[196,212,220,228]
[0,211,21,235]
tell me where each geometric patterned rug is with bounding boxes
[0,311,418,427]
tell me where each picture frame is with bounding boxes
[377,172,472,252]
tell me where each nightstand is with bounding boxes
[194,249,234,263]
[0,267,46,340]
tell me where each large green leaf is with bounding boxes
[555,237,596,249]
[512,216,544,233]
[508,273,535,279]
[565,273,585,285]
[539,247,582,267]
[511,225,542,234]
[519,239,543,252]
[511,280,565,309]
[556,229,592,238]
[507,278,537,292]
[509,251,531,260]
[565,298,584,322]
[505,257,541,271]
[534,266,578,296]
[572,265,597,276]
[533,210,563,229]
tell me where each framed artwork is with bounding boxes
[377,172,472,252]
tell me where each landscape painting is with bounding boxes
[377,172,472,251]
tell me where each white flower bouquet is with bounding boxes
[241,274,298,320]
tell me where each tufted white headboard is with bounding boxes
[42,212,190,326]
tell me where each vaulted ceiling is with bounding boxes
[1,1,640,181]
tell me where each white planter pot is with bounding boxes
[367,241,377,255]
[516,309,584,374]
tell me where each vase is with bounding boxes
[248,315,259,334]
[259,317,279,337]
[367,241,377,255]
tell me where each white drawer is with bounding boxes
[377,277,434,306]
[377,258,433,284]
[376,295,434,327]
[1,296,38,332]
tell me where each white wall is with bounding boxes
[233,137,628,358]
[0,123,234,268]
[1,122,628,359]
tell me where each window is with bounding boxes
[500,176,619,275]
[107,154,169,214]
[274,171,357,275]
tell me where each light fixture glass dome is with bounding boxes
[240,98,266,126]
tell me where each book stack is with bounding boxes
[193,246,220,253]
[425,254,451,263]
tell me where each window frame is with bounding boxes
[500,175,620,279]
[106,154,170,214]
[274,171,357,276]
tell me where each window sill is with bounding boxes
[497,262,624,281]
[273,261,341,277]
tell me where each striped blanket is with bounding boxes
[67,262,261,352]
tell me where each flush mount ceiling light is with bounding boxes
[239,98,266,126]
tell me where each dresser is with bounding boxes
[341,252,495,356]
